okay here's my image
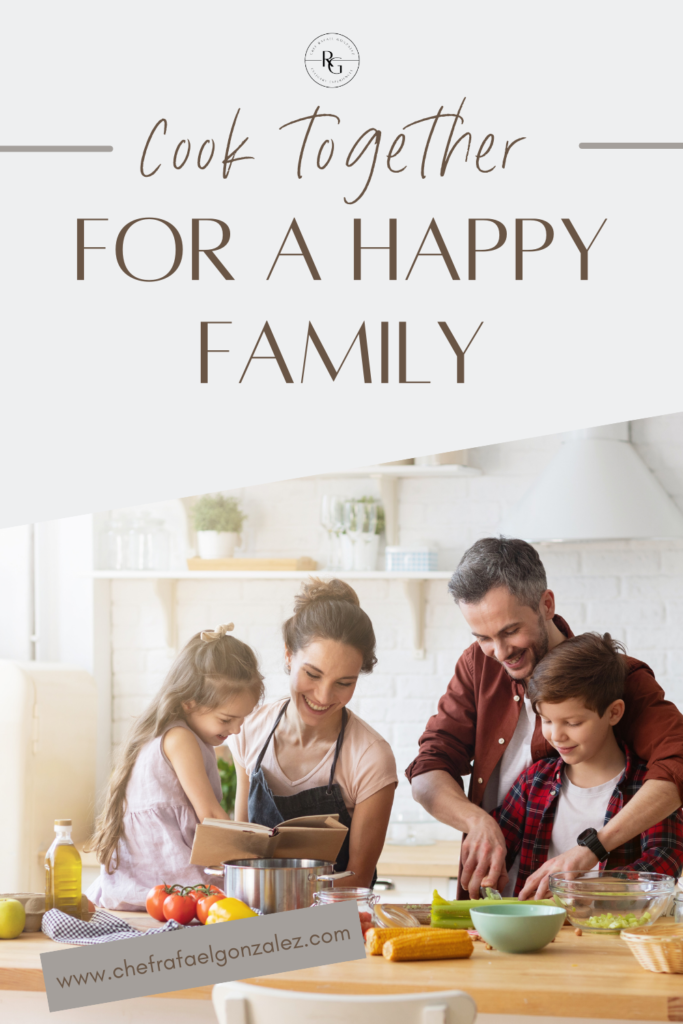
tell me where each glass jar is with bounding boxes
[675,893,683,924]
[312,887,379,937]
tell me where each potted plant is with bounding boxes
[192,494,246,559]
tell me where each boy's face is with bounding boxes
[537,697,625,764]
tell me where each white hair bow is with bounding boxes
[200,623,235,641]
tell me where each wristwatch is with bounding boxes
[577,827,609,861]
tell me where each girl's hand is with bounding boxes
[163,727,230,821]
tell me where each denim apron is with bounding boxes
[247,699,360,875]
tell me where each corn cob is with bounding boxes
[382,929,474,962]
[365,926,433,955]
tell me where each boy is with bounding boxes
[494,632,683,896]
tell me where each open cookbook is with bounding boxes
[189,814,349,866]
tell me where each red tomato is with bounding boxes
[197,893,225,925]
[163,892,197,925]
[205,884,224,896]
[146,885,170,922]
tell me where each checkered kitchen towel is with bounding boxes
[41,908,186,944]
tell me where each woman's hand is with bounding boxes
[344,783,395,889]
[163,727,230,821]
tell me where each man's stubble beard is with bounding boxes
[503,611,550,687]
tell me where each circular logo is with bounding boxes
[305,33,360,88]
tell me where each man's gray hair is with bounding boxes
[448,537,548,610]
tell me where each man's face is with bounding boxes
[459,585,554,681]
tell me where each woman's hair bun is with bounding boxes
[284,576,376,673]
[293,577,360,613]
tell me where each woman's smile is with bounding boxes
[302,693,335,714]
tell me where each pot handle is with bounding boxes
[204,867,224,877]
[316,870,355,882]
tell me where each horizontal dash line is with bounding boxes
[579,142,683,150]
[0,145,113,153]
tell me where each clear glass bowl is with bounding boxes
[549,870,676,933]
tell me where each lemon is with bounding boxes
[206,897,258,924]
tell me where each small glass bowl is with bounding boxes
[312,886,379,936]
[549,870,676,933]
[312,887,378,912]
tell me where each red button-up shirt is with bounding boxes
[406,616,683,806]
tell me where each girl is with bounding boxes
[88,624,264,910]
[230,578,397,888]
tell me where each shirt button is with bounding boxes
[478,778,483,784]
[514,695,520,702]
[498,737,505,744]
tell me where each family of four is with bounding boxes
[89,538,683,909]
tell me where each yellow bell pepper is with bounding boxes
[205,897,258,925]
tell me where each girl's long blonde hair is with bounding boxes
[91,629,264,873]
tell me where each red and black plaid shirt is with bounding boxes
[493,746,683,895]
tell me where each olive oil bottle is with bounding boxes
[45,819,82,918]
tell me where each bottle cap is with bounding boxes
[54,818,72,826]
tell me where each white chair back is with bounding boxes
[212,981,477,1024]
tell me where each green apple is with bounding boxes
[0,898,26,939]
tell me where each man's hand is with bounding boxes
[517,844,598,900]
[459,815,509,895]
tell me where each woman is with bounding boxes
[230,578,397,888]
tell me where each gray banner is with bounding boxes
[41,901,365,1011]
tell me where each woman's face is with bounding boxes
[286,639,363,725]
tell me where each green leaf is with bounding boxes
[217,758,237,815]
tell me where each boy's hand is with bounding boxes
[460,815,509,895]
[517,845,598,900]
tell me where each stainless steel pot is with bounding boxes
[205,858,354,914]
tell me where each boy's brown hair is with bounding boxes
[526,632,627,716]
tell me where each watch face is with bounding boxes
[577,828,595,844]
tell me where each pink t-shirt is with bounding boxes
[229,698,397,813]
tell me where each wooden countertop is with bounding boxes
[0,911,213,1001]
[376,841,461,878]
[3,911,682,1018]
[243,929,683,1021]
[58,840,460,877]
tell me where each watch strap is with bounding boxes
[577,828,609,861]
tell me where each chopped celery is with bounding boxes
[431,889,556,928]
[584,911,651,930]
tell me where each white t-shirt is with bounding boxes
[482,697,536,896]
[229,698,398,814]
[547,770,623,861]
[483,697,537,815]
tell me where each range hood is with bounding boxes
[499,423,683,543]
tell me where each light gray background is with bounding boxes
[1,1,682,526]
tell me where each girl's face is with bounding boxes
[183,687,257,746]
[286,639,363,726]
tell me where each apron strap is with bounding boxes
[327,707,348,795]
[253,699,290,773]
[254,698,348,796]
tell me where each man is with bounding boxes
[406,537,683,899]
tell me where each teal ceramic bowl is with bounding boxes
[469,904,566,954]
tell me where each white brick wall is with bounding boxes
[108,412,683,835]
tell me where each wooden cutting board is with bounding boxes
[187,557,317,571]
